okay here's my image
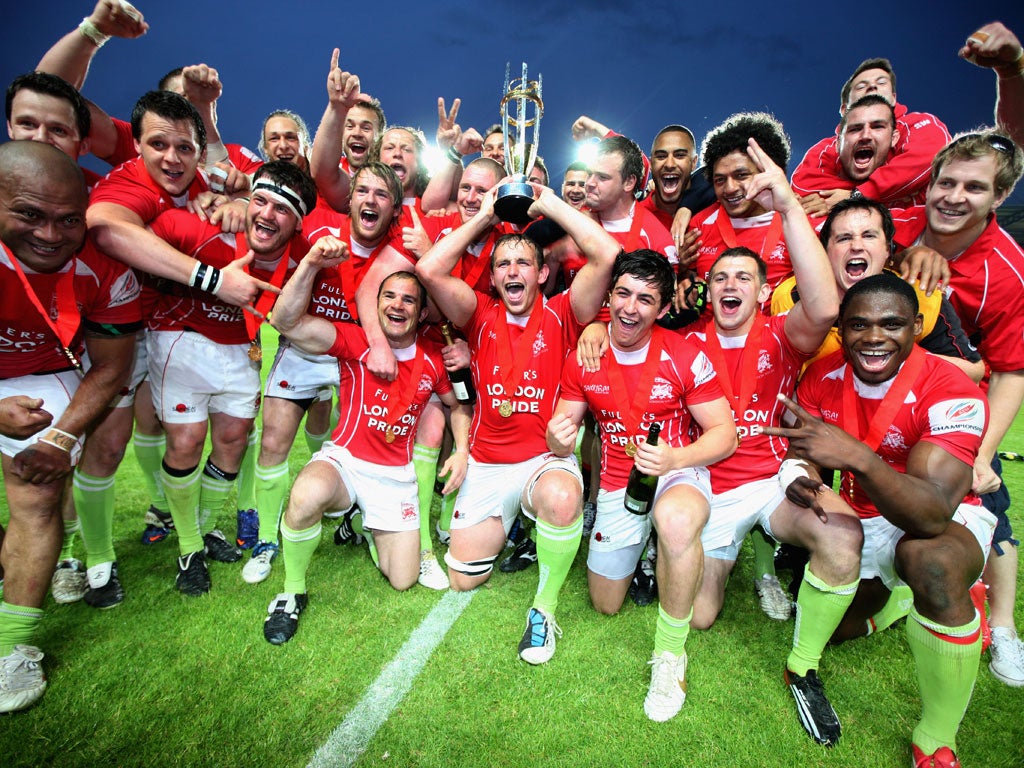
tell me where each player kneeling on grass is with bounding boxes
[262,261,471,645]
[0,142,139,713]
[763,273,992,766]
[548,250,737,722]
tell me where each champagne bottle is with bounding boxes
[439,321,476,405]
[623,422,661,516]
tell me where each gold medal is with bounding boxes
[62,346,81,369]
[385,427,397,444]
[498,400,513,418]
[624,441,638,458]
[248,342,262,362]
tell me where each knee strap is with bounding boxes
[444,549,497,577]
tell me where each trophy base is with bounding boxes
[495,178,534,225]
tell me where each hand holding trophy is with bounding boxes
[494,62,544,225]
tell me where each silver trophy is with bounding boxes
[495,62,543,225]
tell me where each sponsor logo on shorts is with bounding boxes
[174,403,196,414]
[594,530,610,543]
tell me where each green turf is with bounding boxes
[1,332,1022,767]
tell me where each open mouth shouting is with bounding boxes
[844,256,870,281]
[657,172,682,199]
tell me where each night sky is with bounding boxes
[4,1,1023,201]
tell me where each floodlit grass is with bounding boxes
[1,331,1022,767]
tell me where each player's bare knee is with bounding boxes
[590,592,624,616]
[534,480,581,528]
[690,602,720,631]
[895,537,970,612]
[653,506,704,557]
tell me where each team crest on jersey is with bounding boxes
[757,350,773,375]
[418,374,433,393]
[928,398,985,437]
[880,426,908,453]
[650,378,674,402]
[692,351,716,386]
[770,244,787,262]
[532,330,548,356]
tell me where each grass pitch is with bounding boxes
[1,331,1022,767]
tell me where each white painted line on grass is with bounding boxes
[308,589,476,768]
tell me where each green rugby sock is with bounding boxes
[787,567,858,676]
[439,492,455,533]
[532,516,583,615]
[281,520,322,594]
[234,427,259,511]
[867,584,914,635]
[133,431,168,511]
[304,425,331,456]
[0,603,43,656]
[59,518,79,562]
[654,605,692,657]
[750,525,778,580]
[413,443,441,551]
[907,607,981,755]
[198,459,236,530]
[73,469,116,567]
[161,462,203,555]
[255,460,290,544]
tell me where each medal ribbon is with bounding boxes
[383,345,425,434]
[495,298,545,409]
[235,234,293,343]
[604,326,665,446]
[702,314,766,420]
[7,253,81,367]
[624,202,645,253]
[459,228,498,291]
[715,209,783,260]
[840,345,926,498]
[339,227,389,323]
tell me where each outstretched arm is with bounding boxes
[309,48,362,213]
[525,185,620,324]
[271,236,349,354]
[738,138,838,353]
[960,22,1024,146]
[763,394,973,538]
[36,0,148,89]
[416,190,496,329]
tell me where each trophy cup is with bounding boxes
[494,62,543,225]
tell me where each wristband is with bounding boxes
[208,267,223,296]
[37,428,78,453]
[777,459,811,493]
[445,146,463,165]
[190,261,207,288]
[78,17,111,48]
[190,262,222,293]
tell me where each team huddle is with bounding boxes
[2,4,1024,767]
